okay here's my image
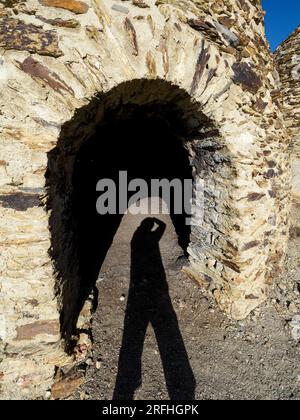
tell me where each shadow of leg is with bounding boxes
[113,301,149,400]
[151,295,196,400]
[114,218,195,400]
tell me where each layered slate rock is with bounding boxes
[20,57,74,95]
[0,17,62,57]
[232,62,262,94]
[40,0,89,14]
[275,27,300,201]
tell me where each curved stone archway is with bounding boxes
[0,0,290,399]
[47,79,233,345]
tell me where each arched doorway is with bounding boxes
[72,105,194,312]
[71,106,198,399]
[45,78,281,356]
[47,81,214,345]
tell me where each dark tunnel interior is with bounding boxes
[59,106,194,342]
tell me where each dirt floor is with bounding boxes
[72,203,300,401]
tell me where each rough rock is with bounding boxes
[275,27,300,202]
[51,374,85,399]
[40,0,89,14]
[0,17,62,57]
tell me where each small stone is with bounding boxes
[80,391,89,400]
[132,0,149,8]
[112,4,129,14]
[74,333,91,360]
[37,16,80,28]
[232,62,262,94]
[214,21,240,47]
[40,0,89,14]
[51,374,85,400]
[278,283,287,292]
[288,302,298,313]
[120,294,126,302]
[21,57,74,95]
[44,390,51,400]
[289,315,300,341]
[15,320,60,340]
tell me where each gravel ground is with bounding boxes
[71,204,300,401]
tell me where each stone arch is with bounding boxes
[46,78,234,345]
[0,0,290,400]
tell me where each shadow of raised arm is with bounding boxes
[152,218,166,241]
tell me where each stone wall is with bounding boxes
[0,0,290,399]
[275,27,300,202]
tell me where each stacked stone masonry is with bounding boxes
[276,27,300,202]
[0,0,290,399]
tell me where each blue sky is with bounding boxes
[262,0,300,51]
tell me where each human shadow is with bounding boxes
[113,217,196,400]
[48,107,193,346]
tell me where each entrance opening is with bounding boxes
[72,106,193,333]
[47,93,201,346]
[47,80,226,347]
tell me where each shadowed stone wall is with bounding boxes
[275,27,300,202]
[0,0,290,399]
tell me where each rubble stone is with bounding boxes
[275,27,300,202]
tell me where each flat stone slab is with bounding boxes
[40,0,89,14]
[0,17,63,57]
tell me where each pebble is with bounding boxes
[44,390,51,400]
[112,4,129,14]
[288,302,298,313]
[289,315,300,341]
[200,297,209,309]
[86,358,93,366]
[80,392,89,400]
